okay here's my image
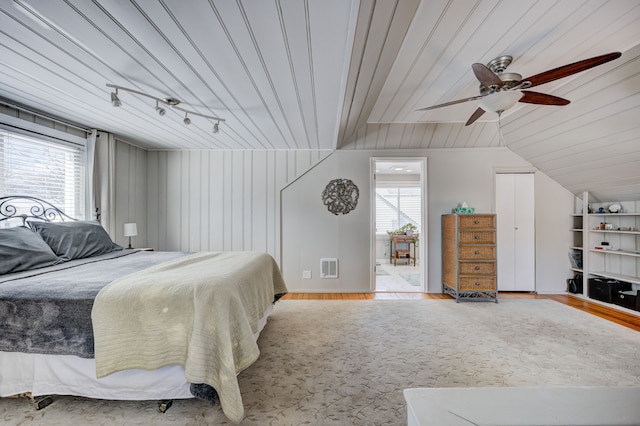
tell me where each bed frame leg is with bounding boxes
[158,399,173,413]
[9,393,54,410]
[33,395,54,410]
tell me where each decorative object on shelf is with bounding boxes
[453,201,475,214]
[608,204,622,213]
[568,252,582,269]
[321,178,359,215]
[106,84,225,133]
[123,222,138,249]
[392,223,418,236]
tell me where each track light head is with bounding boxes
[155,100,166,116]
[183,113,191,125]
[110,89,122,107]
[212,121,219,133]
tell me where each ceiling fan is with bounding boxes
[416,52,622,126]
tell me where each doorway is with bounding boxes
[371,158,426,292]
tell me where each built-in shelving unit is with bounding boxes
[571,192,640,315]
[569,213,583,274]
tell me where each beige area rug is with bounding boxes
[1,299,640,425]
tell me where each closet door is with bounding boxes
[496,173,535,291]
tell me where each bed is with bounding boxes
[0,195,287,424]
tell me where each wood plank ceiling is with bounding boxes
[0,0,639,202]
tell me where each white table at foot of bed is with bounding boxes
[403,387,640,426]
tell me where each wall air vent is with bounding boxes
[320,258,338,279]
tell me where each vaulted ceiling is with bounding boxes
[1,0,639,202]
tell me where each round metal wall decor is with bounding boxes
[322,178,359,215]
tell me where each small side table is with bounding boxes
[390,234,417,266]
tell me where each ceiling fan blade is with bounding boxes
[465,107,486,126]
[517,52,621,88]
[472,63,503,87]
[415,95,484,111]
[519,91,570,106]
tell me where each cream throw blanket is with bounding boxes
[92,251,287,424]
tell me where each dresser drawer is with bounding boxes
[458,230,495,244]
[458,215,495,229]
[459,262,495,275]
[458,246,496,260]
[458,276,496,291]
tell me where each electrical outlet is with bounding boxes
[302,270,312,279]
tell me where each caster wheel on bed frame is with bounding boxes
[158,399,173,413]
[33,395,54,410]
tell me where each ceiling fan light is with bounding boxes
[478,91,523,113]
[183,113,191,125]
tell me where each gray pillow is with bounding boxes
[0,226,61,275]
[29,220,123,261]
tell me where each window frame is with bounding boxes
[0,126,88,222]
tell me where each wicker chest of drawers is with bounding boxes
[442,214,498,302]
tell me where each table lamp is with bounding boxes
[123,223,137,249]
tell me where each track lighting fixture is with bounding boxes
[110,88,122,107]
[106,83,225,130]
[155,100,165,116]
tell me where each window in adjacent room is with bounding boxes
[375,185,421,234]
[0,129,86,223]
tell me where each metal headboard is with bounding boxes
[0,195,79,226]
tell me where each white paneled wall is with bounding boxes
[146,150,331,262]
[113,139,148,249]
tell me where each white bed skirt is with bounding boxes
[0,304,272,400]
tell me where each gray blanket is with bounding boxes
[0,250,188,357]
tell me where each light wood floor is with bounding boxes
[281,292,640,332]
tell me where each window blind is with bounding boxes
[375,186,421,234]
[0,130,85,220]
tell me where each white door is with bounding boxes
[496,173,535,291]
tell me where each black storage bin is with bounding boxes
[567,274,583,294]
[612,290,639,311]
[588,278,632,303]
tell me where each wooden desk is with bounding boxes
[390,234,417,266]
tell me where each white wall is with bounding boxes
[282,148,575,293]
[112,139,148,249]
[145,150,330,263]
[534,172,577,293]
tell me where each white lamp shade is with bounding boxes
[478,91,524,113]
[123,223,138,237]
